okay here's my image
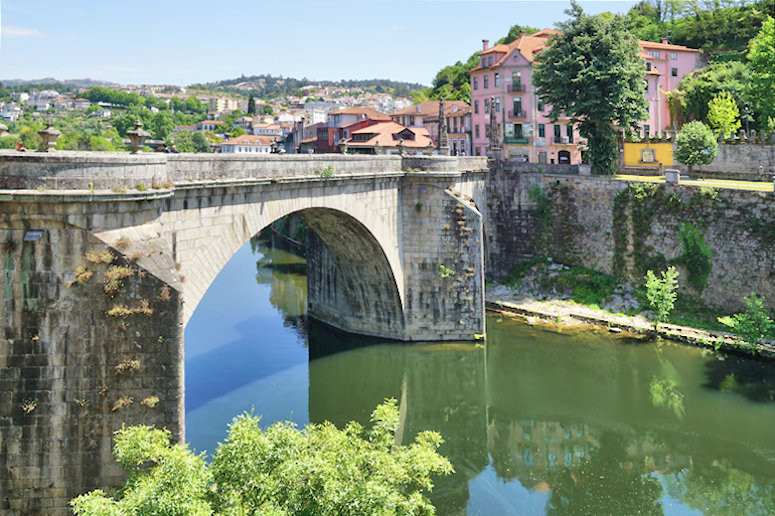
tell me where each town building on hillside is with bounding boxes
[220,134,277,154]
[327,107,391,128]
[339,121,434,155]
[196,120,224,132]
[390,100,468,129]
[0,103,22,121]
[73,98,91,110]
[469,30,702,163]
[411,102,472,155]
[640,39,701,135]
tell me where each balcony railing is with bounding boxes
[507,84,524,92]
[508,110,527,119]
[553,136,572,144]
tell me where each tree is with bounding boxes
[746,15,775,131]
[718,293,774,352]
[674,121,718,173]
[70,400,452,515]
[533,2,648,174]
[645,266,679,331]
[707,91,741,136]
[667,61,750,125]
[247,95,256,115]
[496,24,539,44]
[150,111,175,140]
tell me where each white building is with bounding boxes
[220,134,276,153]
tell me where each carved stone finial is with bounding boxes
[126,120,151,153]
[37,122,61,152]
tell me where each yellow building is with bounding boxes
[623,141,674,167]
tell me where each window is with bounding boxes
[514,123,523,138]
[473,77,479,90]
[484,98,489,113]
[409,116,415,126]
[513,97,522,116]
[474,100,479,114]
[475,124,480,138]
[644,124,650,136]
[646,62,652,71]
[647,50,660,58]
[494,73,500,87]
[554,124,561,139]
[566,124,573,143]
[538,123,545,137]
[485,125,490,138]
[495,97,500,113]
[484,75,489,89]
[537,98,545,112]
[671,67,678,77]
[512,71,522,91]
[670,51,677,60]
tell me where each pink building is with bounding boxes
[640,39,701,136]
[469,30,701,164]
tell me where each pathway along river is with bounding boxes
[186,236,775,515]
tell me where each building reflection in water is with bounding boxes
[251,232,775,515]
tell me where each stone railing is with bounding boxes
[0,151,488,191]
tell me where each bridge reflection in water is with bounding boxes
[187,235,775,516]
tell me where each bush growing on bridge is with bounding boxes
[674,121,718,174]
[70,399,452,515]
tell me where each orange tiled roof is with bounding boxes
[222,134,276,146]
[639,40,700,53]
[391,100,469,117]
[328,107,391,119]
[345,121,433,148]
[472,29,558,71]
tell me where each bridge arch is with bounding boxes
[163,181,407,339]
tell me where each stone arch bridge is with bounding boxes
[0,152,487,513]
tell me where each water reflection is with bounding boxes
[186,237,775,515]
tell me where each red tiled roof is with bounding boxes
[345,121,433,148]
[222,134,276,146]
[328,107,391,120]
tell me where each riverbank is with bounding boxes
[484,263,775,360]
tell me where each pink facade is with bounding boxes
[469,31,701,163]
[640,39,702,135]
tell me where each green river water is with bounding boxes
[185,238,775,515]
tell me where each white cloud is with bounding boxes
[2,24,45,38]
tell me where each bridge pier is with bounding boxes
[0,152,487,512]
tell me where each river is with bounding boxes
[185,236,775,515]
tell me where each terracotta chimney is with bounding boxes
[520,30,526,38]
[662,38,669,44]
[482,39,489,51]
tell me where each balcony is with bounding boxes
[507,84,524,92]
[508,110,527,119]
[553,136,573,145]
[504,137,530,144]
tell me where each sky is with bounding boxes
[0,0,641,87]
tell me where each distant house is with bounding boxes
[173,125,197,133]
[327,108,391,128]
[220,134,276,153]
[0,103,22,121]
[74,98,91,110]
[340,121,434,155]
[196,120,224,132]
[251,123,283,136]
[390,100,468,129]
[28,99,51,111]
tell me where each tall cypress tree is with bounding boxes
[247,95,256,115]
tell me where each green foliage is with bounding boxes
[678,223,712,291]
[747,15,775,130]
[169,131,210,153]
[718,293,774,352]
[314,165,334,178]
[429,54,479,102]
[71,401,452,515]
[649,376,686,417]
[645,266,679,330]
[674,121,718,167]
[668,61,750,125]
[707,91,741,136]
[438,265,455,279]
[533,2,647,174]
[496,24,539,44]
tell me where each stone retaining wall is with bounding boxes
[487,164,775,313]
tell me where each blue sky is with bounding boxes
[1,0,639,87]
